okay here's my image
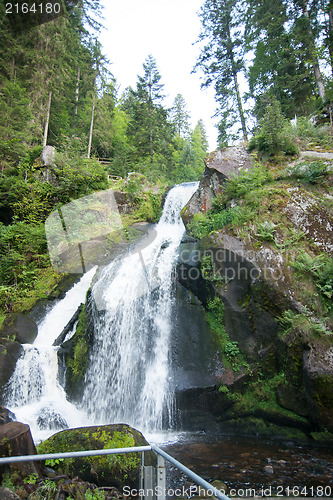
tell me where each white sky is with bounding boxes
[98,0,219,151]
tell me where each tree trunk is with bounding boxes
[74,66,80,115]
[87,90,96,159]
[301,0,326,101]
[327,8,333,76]
[43,91,52,147]
[226,23,248,141]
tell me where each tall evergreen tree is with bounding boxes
[130,55,167,166]
[246,0,316,118]
[171,94,191,138]
[195,0,248,141]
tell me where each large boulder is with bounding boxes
[0,422,42,482]
[36,424,155,489]
[181,146,254,225]
[0,313,37,344]
[41,145,55,167]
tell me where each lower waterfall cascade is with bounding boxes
[4,182,198,442]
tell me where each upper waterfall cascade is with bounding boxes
[5,182,198,442]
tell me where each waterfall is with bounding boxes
[81,182,198,432]
[4,268,97,442]
[4,182,197,441]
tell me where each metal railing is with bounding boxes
[0,444,230,500]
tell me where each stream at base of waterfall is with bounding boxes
[4,182,199,443]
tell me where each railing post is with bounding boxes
[140,451,145,500]
[143,466,155,500]
[156,454,166,500]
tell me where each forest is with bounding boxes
[0,0,332,320]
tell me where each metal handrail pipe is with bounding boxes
[152,445,231,500]
[0,445,152,465]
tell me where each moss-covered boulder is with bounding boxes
[37,424,154,489]
[57,300,94,403]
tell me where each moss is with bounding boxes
[37,424,150,489]
[205,296,249,373]
[66,304,90,388]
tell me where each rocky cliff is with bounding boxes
[179,146,333,440]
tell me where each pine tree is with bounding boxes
[246,0,316,118]
[171,94,191,138]
[129,55,167,167]
[195,0,248,141]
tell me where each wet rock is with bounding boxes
[35,406,68,431]
[0,339,23,398]
[37,423,154,489]
[303,342,333,432]
[0,422,42,482]
[0,407,15,425]
[0,313,37,344]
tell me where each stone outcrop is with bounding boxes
[37,424,154,489]
[0,340,23,400]
[41,145,55,167]
[179,147,333,436]
[182,146,254,225]
[0,313,37,344]
[0,407,15,426]
[0,422,42,481]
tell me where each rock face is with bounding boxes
[41,145,55,167]
[0,340,23,400]
[179,147,333,436]
[0,313,37,344]
[182,146,254,224]
[0,422,41,481]
[0,407,15,426]
[37,424,154,489]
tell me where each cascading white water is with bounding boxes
[4,182,197,441]
[4,268,97,442]
[81,182,198,432]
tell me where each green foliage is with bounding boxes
[45,457,64,467]
[188,205,253,239]
[287,160,332,184]
[291,252,333,312]
[222,166,273,200]
[67,305,89,386]
[37,428,141,487]
[205,296,248,372]
[23,473,38,485]
[195,0,248,141]
[255,221,277,241]
[278,309,332,337]
[85,490,106,500]
[285,118,333,150]
[249,98,299,157]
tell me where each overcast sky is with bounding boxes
[98,0,219,150]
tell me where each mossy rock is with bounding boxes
[37,424,154,489]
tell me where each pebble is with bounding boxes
[263,465,274,474]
